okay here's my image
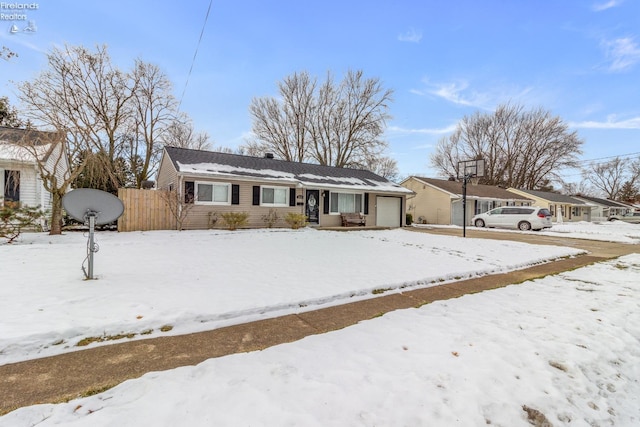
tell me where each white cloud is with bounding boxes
[592,0,623,11]
[413,78,533,110]
[387,124,457,135]
[397,28,423,43]
[602,37,640,72]
[570,114,640,129]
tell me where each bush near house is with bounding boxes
[220,212,249,230]
[284,213,307,229]
[261,209,280,228]
[1,200,47,243]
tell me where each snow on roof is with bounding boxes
[0,142,42,162]
[178,162,297,181]
[169,147,411,194]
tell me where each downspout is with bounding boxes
[177,174,183,231]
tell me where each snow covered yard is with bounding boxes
[542,220,640,243]
[442,221,640,245]
[0,227,584,365]
[2,251,639,426]
[417,220,640,244]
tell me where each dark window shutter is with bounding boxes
[252,186,260,205]
[364,193,369,215]
[323,191,330,214]
[184,181,194,204]
[232,184,240,205]
[289,188,296,206]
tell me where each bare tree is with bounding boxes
[430,103,583,189]
[249,71,316,161]
[353,153,399,181]
[158,188,195,230]
[245,69,394,171]
[17,44,135,192]
[161,113,211,151]
[309,70,393,168]
[561,181,596,197]
[127,60,179,188]
[17,44,192,193]
[582,156,640,200]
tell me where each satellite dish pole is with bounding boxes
[62,189,125,280]
[86,209,97,279]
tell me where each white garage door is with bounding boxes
[376,196,401,227]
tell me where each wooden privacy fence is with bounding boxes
[117,188,174,232]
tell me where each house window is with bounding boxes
[3,170,20,202]
[195,182,231,205]
[330,192,362,214]
[572,207,580,217]
[261,186,288,207]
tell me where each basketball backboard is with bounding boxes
[457,159,485,180]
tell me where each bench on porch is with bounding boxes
[340,212,366,227]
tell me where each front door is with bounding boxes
[306,190,320,224]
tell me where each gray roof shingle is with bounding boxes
[164,146,411,193]
[572,195,633,208]
[510,188,586,205]
[412,177,533,200]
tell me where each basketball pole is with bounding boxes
[87,212,96,280]
[462,174,468,238]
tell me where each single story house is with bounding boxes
[401,177,533,226]
[0,127,69,217]
[156,146,413,229]
[571,195,633,221]
[507,188,589,222]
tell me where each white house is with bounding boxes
[0,127,70,220]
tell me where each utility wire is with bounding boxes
[178,0,214,111]
[572,151,640,166]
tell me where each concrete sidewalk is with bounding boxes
[1,229,637,415]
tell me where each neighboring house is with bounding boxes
[0,127,69,218]
[571,195,633,221]
[401,177,533,226]
[156,146,413,229]
[507,188,589,222]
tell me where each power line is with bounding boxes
[573,151,640,166]
[178,0,214,111]
[558,151,640,179]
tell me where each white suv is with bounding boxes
[472,206,552,231]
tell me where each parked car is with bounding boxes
[472,206,552,231]
[607,212,640,224]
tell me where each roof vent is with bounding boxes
[264,153,274,159]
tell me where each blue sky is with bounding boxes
[1,0,639,183]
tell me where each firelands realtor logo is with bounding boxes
[1,2,39,34]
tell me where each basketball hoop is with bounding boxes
[457,158,485,238]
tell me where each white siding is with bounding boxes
[0,162,38,207]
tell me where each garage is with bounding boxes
[376,196,402,227]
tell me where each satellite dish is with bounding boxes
[62,188,124,225]
[62,189,125,280]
